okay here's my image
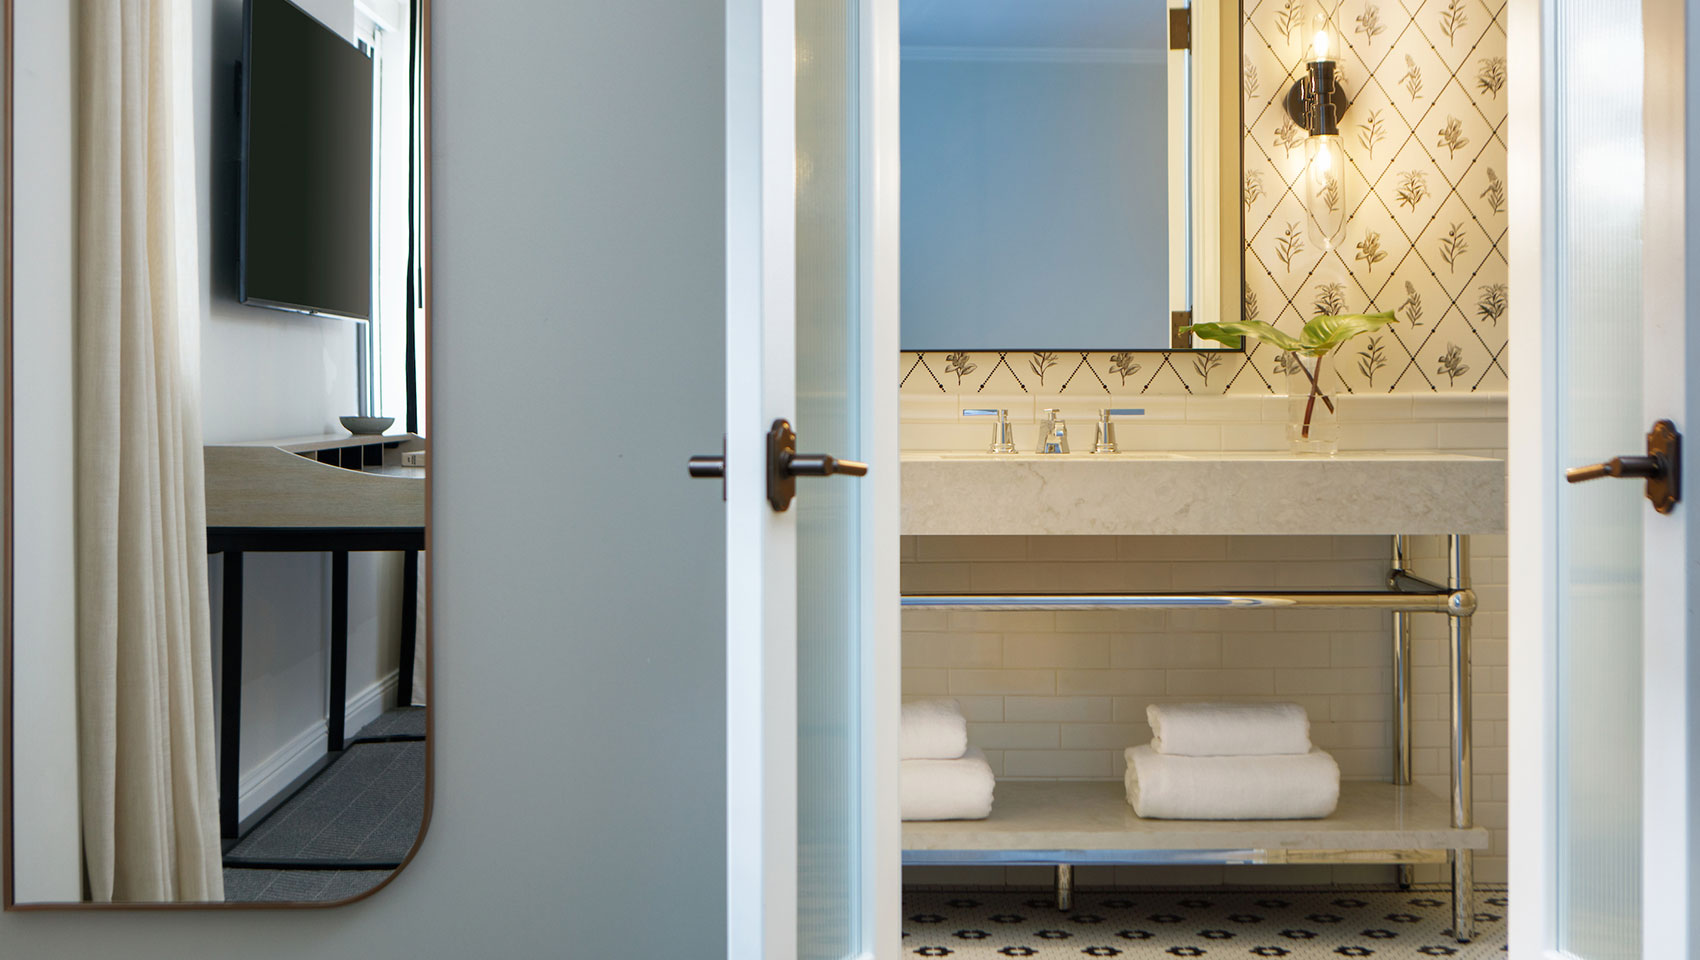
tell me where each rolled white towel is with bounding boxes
[1124,744,1340,820]
[1147,701,1312,757]
[902,698,969,760]
[901,748,996,821]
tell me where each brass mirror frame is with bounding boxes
[2,0,435,911]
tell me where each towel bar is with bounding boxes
[901,589,1474,616]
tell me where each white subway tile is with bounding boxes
[1002,633,1112,668]
[946,609,1055,632]
[903,633,1003,668]
[1027,536,1120,561]
[1004,696,1114,723]
[902,668,951,695]
[1166,668,1276,695]
[1060,723,1150,750]
[1220,635,1332,669]
[966,721,1061,750]
[1111,634,1223,669]
[1001,749,1114,778]
[950,669,1057,695]
[917,535,1028,561]
[1057,669,1167,696]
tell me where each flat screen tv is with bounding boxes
[240,0,374,321]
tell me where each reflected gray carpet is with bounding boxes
[351,705,426,739]
[226,740,425,864]
[224,869,396,903]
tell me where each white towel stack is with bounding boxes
[901,699,995,821]
[1126,702,1340,820]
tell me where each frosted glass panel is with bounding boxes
[1552,0,1643,952]
[795,1,863,957]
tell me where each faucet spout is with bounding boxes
[1039,409,1069,454]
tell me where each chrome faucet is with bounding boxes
[1093,408,1145,453]
[1038,408,1069,454]
[964,408,1017,454]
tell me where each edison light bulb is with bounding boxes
[1306,0,1340,64]
[1304,134,1347,250]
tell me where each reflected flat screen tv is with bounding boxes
[240,0,374,321]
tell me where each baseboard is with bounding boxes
[236,671,399,823]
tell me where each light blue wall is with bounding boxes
[900,56,1172,351]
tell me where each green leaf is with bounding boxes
[1179,321,1306,354]
[1298,311,1399,353]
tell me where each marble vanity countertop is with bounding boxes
[901,451,1505,536]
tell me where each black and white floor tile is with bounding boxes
[902,888,1508,957]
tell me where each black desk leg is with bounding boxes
[329,550,349,752]
[219,551,244,840]
[398,550,419,708]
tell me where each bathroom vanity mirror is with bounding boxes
[5,0,432,908]
[899,0,1242,352]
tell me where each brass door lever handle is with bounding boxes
[1565,419,1681,514]
[1564,456,1662,483]
[768,419,866,511]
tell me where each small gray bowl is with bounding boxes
[340,416,396,436]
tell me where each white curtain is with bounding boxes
[75,0,223,903]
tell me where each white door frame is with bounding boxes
[724,0,901,956]
[858,0,903,956]
[1506,0,1695,950]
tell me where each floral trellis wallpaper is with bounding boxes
[901,0,1508,397]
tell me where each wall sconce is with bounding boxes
[1283,0,1351,250]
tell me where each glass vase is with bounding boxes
[1283,351,1340,454]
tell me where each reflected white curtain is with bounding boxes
[75,0,223,903]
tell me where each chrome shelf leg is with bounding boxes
[1055,864,1074,911]
[1448,533,1475,943]
[1392,535,1414,889]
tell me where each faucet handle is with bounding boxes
[1094,408,1145,454]
[964,408,1016,454]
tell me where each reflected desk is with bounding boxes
[204,434,426,841]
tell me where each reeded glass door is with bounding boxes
[795,1,863,957]
[1517,0,1696,951]
[722,0,897,957]
[1549,0,1645,942]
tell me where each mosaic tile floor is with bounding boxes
[902,887,1508,957]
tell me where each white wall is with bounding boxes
[4,0,726,950]
[11,0,83,905]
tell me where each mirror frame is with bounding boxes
[2,0,435,911]
[896,0,1245,355]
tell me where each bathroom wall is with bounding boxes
[900,394,1509,887]
[899,0,1509,395]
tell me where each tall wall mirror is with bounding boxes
[6,0,431,907]
[899,0,1242,351]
